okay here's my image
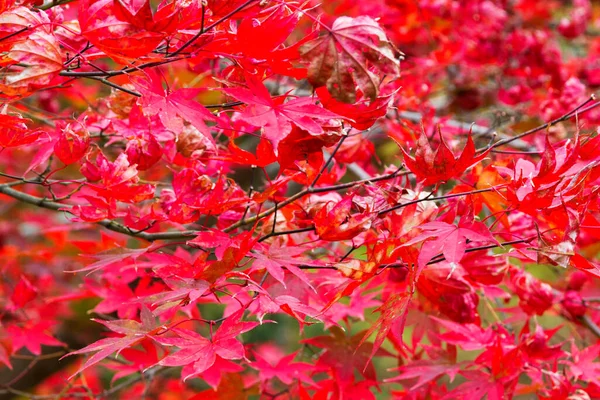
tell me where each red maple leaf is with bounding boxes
[303,326,391,383]
[54,121,90,165]
[225,76,340,149]
[189,372,257,400]
[200,356,245,389]
[132,71,216,145]
[401,128,490,186]
[63,307,159,379]
[6,320,64,356]
[388,360,461,390]
[432,316,495,351]
[113,0,183,33]
[79,0,165,61]
[220,138,276,168]
[316,86,394,130]
[359,292,411,365]
[9,274,37,309]
[80,152,155,203]
[402,216,497,278]
[249,242,319,289]
[0,113,41,148]
[314,196,374,241]
[156,310,259,380]
[107,338,160,383]
[565,342,600,385]
[142,277,210,313]
[0,30,63,97]
[252,350,316,387]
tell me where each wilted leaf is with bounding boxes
[301,16,400,103]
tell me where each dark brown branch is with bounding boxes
[59,57,188,78]
[426,237,533,266]
[224,167,406,233]
[0,184,197,241]
[258,226,315,243]
[488,95,598,151]
[581,315,600,339]
[0,27,29,43]
[0,367,166,399]
[378,187,497,216]
[168,0,258,57]
[85,76,141,97]
[295,238,534,271]
[310,135,347,188]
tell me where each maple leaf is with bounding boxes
[201,356,245,389]
[187,230,238,259]
[54,122,91,165]
[417,262,481,323]
[252,350,315,387]
[187,230,256,284]
[303,326,391,383]
[251,292,321,326]
[536,134,580,185]
[300,16,400,103]
[402,217,497,279]
[124,132,162,171]
[0,31,63,98]
[72,245,149,274]
[87,279,144,319]
[79,0,165,61]
[113,0,182,33]
[63,306,159,379]
[0,7,50,51]
[80,152,155,203]
[571,254,600,279]
[359,292,411,365]
[387,360,460,390]
[275,124,342,174]
[565,343,600,385]
[325,289,381,324]
[401,128,490,186]
[249,242,318,289]
[189,372,259,400]
[6,320,64,356]
[108,338,160,383]
[463,339,525,398]
[9,274,37,309]
[225,77,340,150]
[432,316,495,351]
[316,86,394,130]
[447,370,506,400]
[227,6,300,60]
[172,169,249,213]
[143,277,210,314]
[132,72,216,144]
[314,196,374,241]
[156,310,259,380]
[24,136,56,174]
[0,113,41,148]
[0,0,14,13]
[519,324,565,363]
[220,138,276,168]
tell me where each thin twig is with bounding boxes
[169,0,257,57]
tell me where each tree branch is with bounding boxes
[168,0,258,57]
[0,184,197,241]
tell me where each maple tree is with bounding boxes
[2,0,600,398]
